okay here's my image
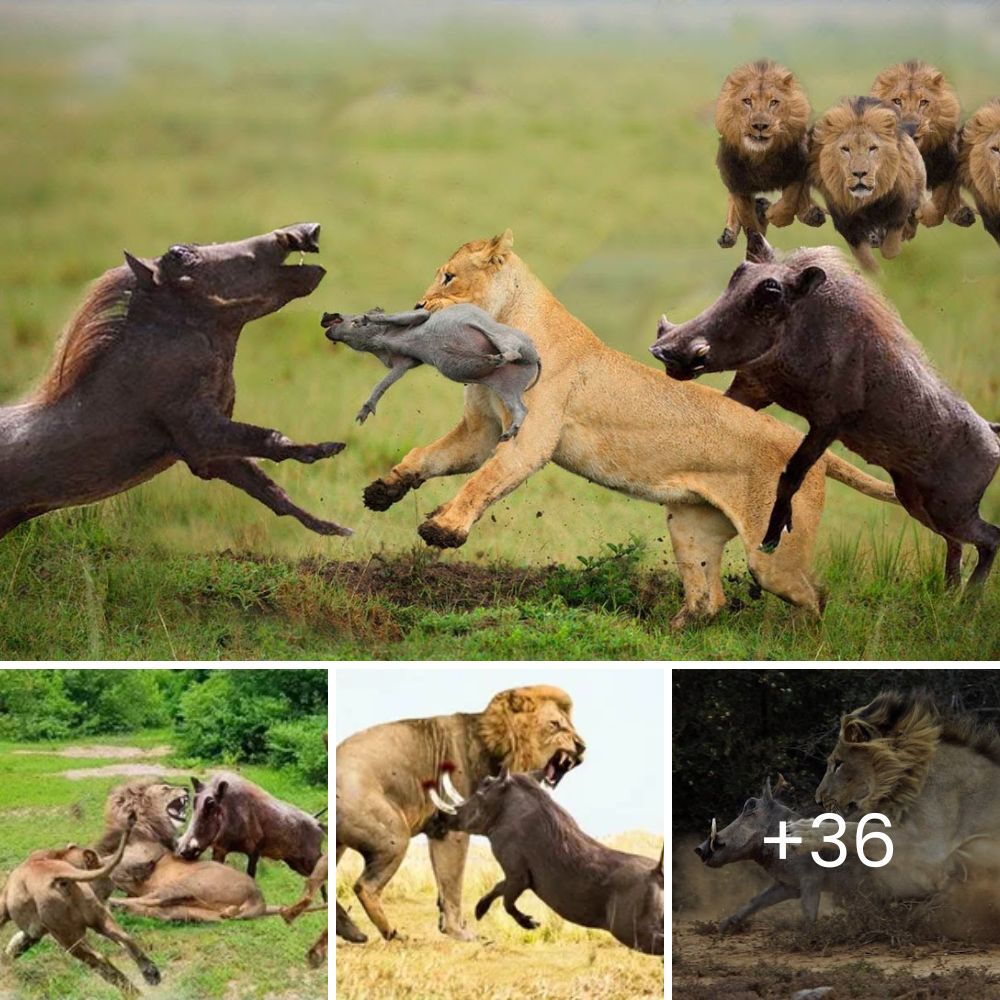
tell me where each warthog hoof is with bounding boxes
[951,205,976,228]
[298,441,346,463]
[801,205,826,227]
[717,228,737,248]
[363,476,415,511]
[418,519,468,549]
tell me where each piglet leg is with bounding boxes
[196,458,352,536]
[357,358,420,424]
[364,308,431,327]
[761,423,839,553]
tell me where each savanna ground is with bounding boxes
[674,835,1000,999]
[0,2,997,658]
[0,731,328,1000]
[336,831,663,1000]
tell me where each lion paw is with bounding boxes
[718,228,737,249]
[801,205,826,228]
[950,205,976,228]
[418,519,468,549]
[363,476,416,511]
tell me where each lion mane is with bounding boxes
[834,690,1000,820]
[97,778,187,854]
[961,99,1000,243]
[477,685,575,771]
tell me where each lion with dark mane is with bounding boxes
[714,59,825,248]
[336,685,586,943]
[792,690,1000,900]
[871,60,974,228]
[960,99,1000,247]
[810,96,927,271]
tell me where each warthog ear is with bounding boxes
[191,777,204,794]
[215,780,229,802]
[745,230,776,264]
[788,266,826,301]
[124,251,160,291]
[762,776,773,800]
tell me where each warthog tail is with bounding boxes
[313,806,328,820]
[824,452,898,504]
[656,846,663,875]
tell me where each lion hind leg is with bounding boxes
[665,502,738,630]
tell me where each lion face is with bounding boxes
[815,745,877,815]
[871,61,960,148]
[715,60,810,158]
[417,229,515,316]
[964,101,1000,204]
[814,99,902,204]
[104,780,190,849]
[478,685,586,788]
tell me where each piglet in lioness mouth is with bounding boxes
[321,303,541,441]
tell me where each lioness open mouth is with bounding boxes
[543,749,578,788]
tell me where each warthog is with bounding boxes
[322,304,540,439]
[431,770,663,955]
[176,773,325,882]
[651,232,998,585]
[693,776,846,930]
[0,814,161,998]
[0,223,350,542]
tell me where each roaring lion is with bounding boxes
[335,685,586,943]
[791,690,1000,899]
[714,59,825,247]
[361,230,897,627]
[960,99,1000,247]
[870,60,974,228]
[810,96,928,271]
[96,779,268,922]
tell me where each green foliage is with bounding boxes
[267,716,329,785]
[541,537,650,614]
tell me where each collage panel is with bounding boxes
[334,666,666,999]
[672,667,1000,999]
[0,667,329,1000]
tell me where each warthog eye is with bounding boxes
[754,278,783,306]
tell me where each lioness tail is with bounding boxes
[824,453,898,504]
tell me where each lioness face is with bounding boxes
[417,230,514,317]
[815,745,874,815]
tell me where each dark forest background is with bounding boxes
[673,669,1000,834]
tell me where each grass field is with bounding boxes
[0,730,328,1000]
[336,831,663,999]
[0,2,998,658]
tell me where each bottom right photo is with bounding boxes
[673,668,1000,1000]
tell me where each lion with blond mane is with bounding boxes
[361,230,897,627]
[714,59,825,248]
[811,96,927,271]
[791,690,1000,900]
[870,60,974,229]
[335,686,586,943]
[960,98,1000,247]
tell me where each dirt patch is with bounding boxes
[14,744,172,759]
[60,763,187,780]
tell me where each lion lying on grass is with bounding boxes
[792,690,1000,899]
[363,230,897,627]
[336,685,585,943]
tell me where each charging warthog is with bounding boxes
[651,232,998,586]
[176,773,325,882]
[322,304,540,440]
[693,775,847,930]
[0,223,350,541]
[432,769,663,955]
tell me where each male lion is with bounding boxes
[96,779,267,922]
[714,59,825,248]
[810,96,928,271]
[361,230,897,627]
[335,685,585,943]
[960,99,1000,247]
[870,60,974,228]
[791,690,1000,900]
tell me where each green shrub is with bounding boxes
[267,716,328,784]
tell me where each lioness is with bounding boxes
[362,230,897,627]
[791,690,1000,899]
[336,685,585,942]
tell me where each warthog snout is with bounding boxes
[694,816,724,862]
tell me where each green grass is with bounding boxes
[0,4,997,658]
[0,732,327,1000]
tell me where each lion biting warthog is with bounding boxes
[336,685,585,943]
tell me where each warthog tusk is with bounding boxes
[442,770,466,807]
[710,817,718,849]
[429,789,456,815]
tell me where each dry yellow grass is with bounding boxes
[336,832,664,999]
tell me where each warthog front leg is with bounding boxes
[719,881,800,932]
[478,868,537,929]
[357,359,420,424]
[474,880,505,921]
[193,458,352,537]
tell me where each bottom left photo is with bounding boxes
[0,668,328,1000]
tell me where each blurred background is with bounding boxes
[1,0,998,569]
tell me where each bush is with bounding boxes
[267,716,328,784]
